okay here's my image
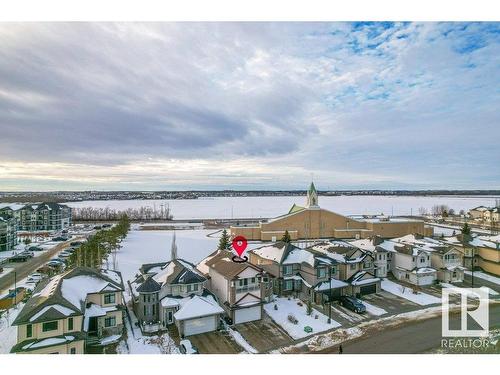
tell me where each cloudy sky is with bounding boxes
[0,22,498,191]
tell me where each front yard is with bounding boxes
[264,297,341,340]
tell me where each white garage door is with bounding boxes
[418,275,435,285]
[183,316,216,336]
[234,306,261,324]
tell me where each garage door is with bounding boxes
[360,283,377,295]
[234,305,261,324]
[183,316,216,336]
[418,276,435,285]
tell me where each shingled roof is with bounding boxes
[136,276,161,293]
[205,250,263,279]
[13,267,124,326]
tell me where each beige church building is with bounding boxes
[230,183,433,241]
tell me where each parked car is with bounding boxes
[20,251,34,258]
[52,236,67,242]
[70,241,83,247]
[102,224,112,228]
[339,296,366,313]
[9,254,30,262]
[93,225,102,230]
[59,251,72,258]
[179,339,199,354]
[27,246,43,252]
[26,273,43,284]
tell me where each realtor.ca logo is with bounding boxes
[442,287,489,337]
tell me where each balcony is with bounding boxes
[235,284,260,294]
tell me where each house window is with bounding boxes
[104,316,116,327]
[68,317,73,331]
[143,305,147,316]
[405,273,409,279]
[104,293,115,304]
[152,305,155,315]
[70,348,76,354]
[193,284,198,291]
[26,324,33,338]
[251,277,256,284]
[283,280,293,291]
[42,321,58,332]
[143,294,146,302]
[363,261,372,269]
[350,264,356,270]
[187,284,192,292]
[420,257,425,263]
[317,268,326,278]
[283,265,293,276]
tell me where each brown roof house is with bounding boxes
[199,249,271,325]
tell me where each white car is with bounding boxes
[26,273,43,283]
[59,251,72,258]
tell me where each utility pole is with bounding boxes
[328,266,332,324]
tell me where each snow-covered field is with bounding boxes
[264,297,341,339]
[115,229,219,283]
[66,195,500,220]
[465,271,500,286]
[381,279,441,306]
[0,303,23,354]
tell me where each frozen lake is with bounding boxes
[67,195,500,220]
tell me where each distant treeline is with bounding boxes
[72,206,173,221]
[1,189,500,203]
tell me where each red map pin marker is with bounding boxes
[232,236,248,257]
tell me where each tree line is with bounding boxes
[72,205,173,221]
[67,215,131,270]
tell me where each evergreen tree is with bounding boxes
[281,230,291,243]
[218,229,230,251]
[306,300,313,316]
[461,222,471,236]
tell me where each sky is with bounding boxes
[0,22,499,191]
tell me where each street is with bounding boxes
[0,238,81,294]
[316,304,500,354]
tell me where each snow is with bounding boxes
[314,279,348,291]
[252,244,286,262]
[381,279,441,306]
[23,336,75,350]
[264,297,341,339]
[464,271,500,286]
[0,303,23,354]
[360,301,387,316]
[114,229,218,283]
[440,283,498,298]
[66,195,500,220]
[61,275,109,309]
[226,326,258,353]
[351,277,380,286]
[99,334,122,346]
[29,304,74,322]
[284,275,312,288]
[283,249,315,267]
[174,295,224,320]
[160,297,180,308]
[152,262,176,285]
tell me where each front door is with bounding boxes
[167,310,173,324]
[88,317,98,334]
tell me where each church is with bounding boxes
[230,182,433,241]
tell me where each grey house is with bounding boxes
[130,233,224,337]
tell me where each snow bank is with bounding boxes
[264,297,341,339]
[381,279,441,306]
[465,271,500,286]
[226,327,258,354]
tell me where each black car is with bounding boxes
[28,246,43,251]
[70,241,83,247]
[52,236,67,242]
[339,296,366,313]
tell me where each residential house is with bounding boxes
[11,267,125,354]
[390,238,437,285]
[249,241,347,304]
[200,249,268,325]
[443,234,500,277]
[130,235,224,337]
[429,245,465,282]
[349,236,393,277]
[307,241,381,296]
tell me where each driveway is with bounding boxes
[187,330,242,354]
[234,314,294,352]
[361,291,422,315]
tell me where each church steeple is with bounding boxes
[306,181,319,208]
[170,231,178,260]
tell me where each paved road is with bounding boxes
[0,238,80,294]
[317,304,500,354]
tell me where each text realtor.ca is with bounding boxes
[441,287,492,350]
